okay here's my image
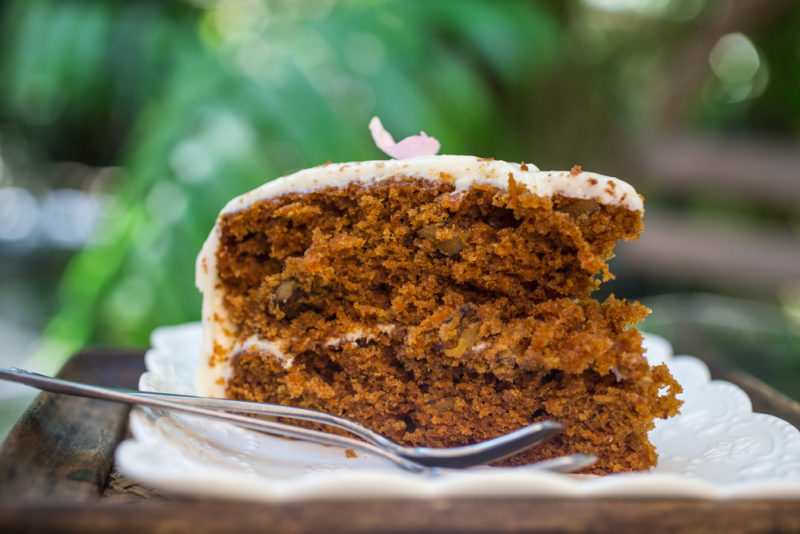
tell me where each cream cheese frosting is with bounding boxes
[195,155,642,397]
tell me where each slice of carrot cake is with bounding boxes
[195,145,680,475]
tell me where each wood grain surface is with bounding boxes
[0,350,143,503]
[2,498,800,534]
[0,349,799,534]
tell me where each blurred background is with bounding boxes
[0,0,798,436]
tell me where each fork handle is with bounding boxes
[6,368,396,449]
[0,368,426,472]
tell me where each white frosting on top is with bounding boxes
[194,155,642,397]
[216,155,642,216]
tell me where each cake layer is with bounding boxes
[196,158,644,398]
[225,296,680,473]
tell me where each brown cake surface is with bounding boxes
[196,156,681,474]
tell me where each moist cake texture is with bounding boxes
[196,155,681,474]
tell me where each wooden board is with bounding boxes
[1,348,799,534]
[0,350,144,504]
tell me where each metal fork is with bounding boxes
[0,368,595,473]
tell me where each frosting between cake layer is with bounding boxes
[233,335,293,369]
[195,155,643,397]
[324,324,396,348]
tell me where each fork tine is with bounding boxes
[525,453,597,473]
[399,421,565,468]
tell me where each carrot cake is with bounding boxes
[195,154,681,474]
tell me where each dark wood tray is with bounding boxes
[1,348,800,533]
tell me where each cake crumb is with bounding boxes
[570,165,582,176]
[345,448,358,459]
[520,162,529,171]
[507,173,519,210]
[441,192,465,211]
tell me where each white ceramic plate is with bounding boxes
[115,323,800,500]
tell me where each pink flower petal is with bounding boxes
[369,116,441,159]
